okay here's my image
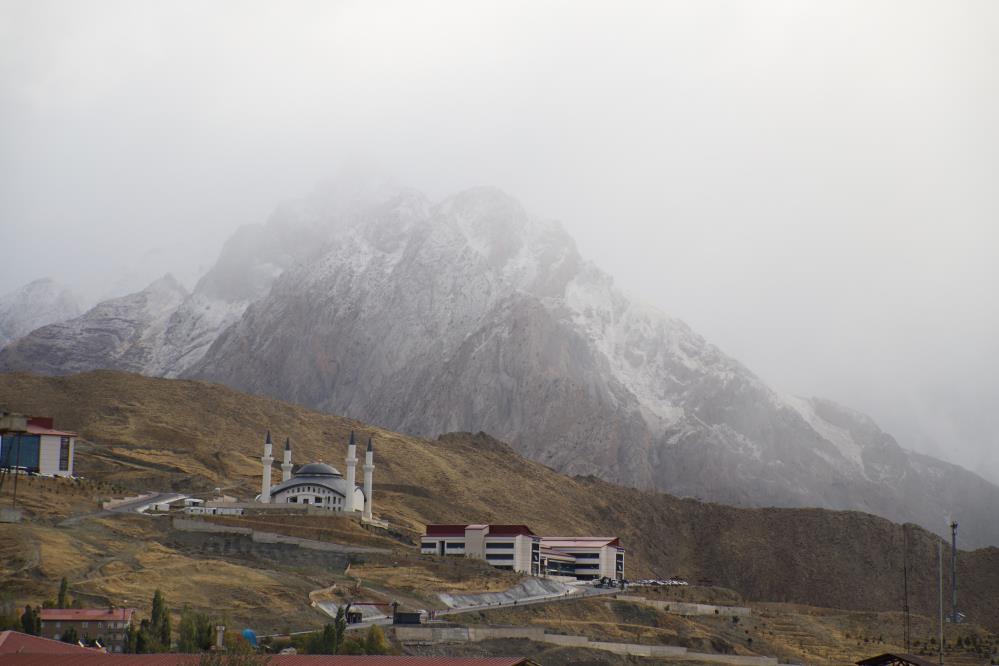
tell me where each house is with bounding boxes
[39,608,136,653]
[0,630,100,655]
[422,524,625,580]
[0,415,76,477]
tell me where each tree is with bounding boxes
[61,627,79,644]
[20,606,39,635]
[0,595,22,631]
[363,625,391,655]
[58,577,69,607]
[151,590,171,649]
[178,606,215,653]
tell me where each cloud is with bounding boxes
[1,0,996,480]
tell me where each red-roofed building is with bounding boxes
[0,630,102,655]
[0,653,537,665]
[422,524,625,580]
[39,608,135,653]
[0,415,76,477]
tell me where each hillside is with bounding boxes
[1,369,997,635]
[3,182,997,549]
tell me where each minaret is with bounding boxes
[344,431,357,513]
[281,437,293,482]
[260,430,273,503]
[362,437,374,521]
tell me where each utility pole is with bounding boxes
[938,540,944,666]
[903,527,911,652]
[950,521,959,623]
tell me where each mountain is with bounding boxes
[0,370,997,632]
[187,185,999,547]
[2,182,996,548]
[0,278,80,348]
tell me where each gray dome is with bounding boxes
[296,462,341,477]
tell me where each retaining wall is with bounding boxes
[616,594,752,617]
[393,625,777,665]
[171,517,389,553]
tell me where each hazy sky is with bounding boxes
[2,1,997,481]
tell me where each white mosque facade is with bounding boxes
[257,430,374,517]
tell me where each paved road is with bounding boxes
[437,583,620,617]
[109,492,187,513]
[59,491,187,526]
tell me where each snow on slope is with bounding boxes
[0,278,80,348]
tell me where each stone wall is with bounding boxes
[393,625,777,665]
[615,594,752,617]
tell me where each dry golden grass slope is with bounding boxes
[1,370,998,633]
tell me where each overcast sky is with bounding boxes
[1,1,997,482]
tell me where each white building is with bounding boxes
[421,524,626,580]
[539,536,625,580]
[0,415,75,477]
[257,430,374,516]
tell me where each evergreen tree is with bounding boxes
[57,577,69,607]
[61,626,79,644]
[333,604,349,653]
[150,589,171,649]
[20,606,39,635]
[134,618,155,654]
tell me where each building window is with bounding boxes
[485,542,514,549]
[487,553,514,560]
[445,542,464,549]
[59,437,71,471]
[574,552,600,559]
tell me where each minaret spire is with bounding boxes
[281,437,293,482]
[362,437,374,521]
[260,430,274,503]
[344,430,358,513]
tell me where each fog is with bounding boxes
[2,1,997,481]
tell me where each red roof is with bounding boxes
[425,524,468,537]
[26,424,78,436]
[539,546,575,560]
[0,631,100,654]
[25,417,77,437]
[486,525,535,536]
[424,524,535,537]
[40,608,135,622]
[0,655,534,665]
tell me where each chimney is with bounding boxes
[215,625,226,651]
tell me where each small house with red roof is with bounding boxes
[0,416,76,477]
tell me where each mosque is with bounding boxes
[257,430,375,519]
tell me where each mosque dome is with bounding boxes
[295,462,342,477]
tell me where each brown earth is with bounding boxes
[1,370,997,637]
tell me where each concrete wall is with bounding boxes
[38,434,72,477]
[393,625,776,665]
[513,535,533,573]
[464,526,487,559]
[615,594,752,617]
[171,518,389,554]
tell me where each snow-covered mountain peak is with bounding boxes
[0,278,81,348]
